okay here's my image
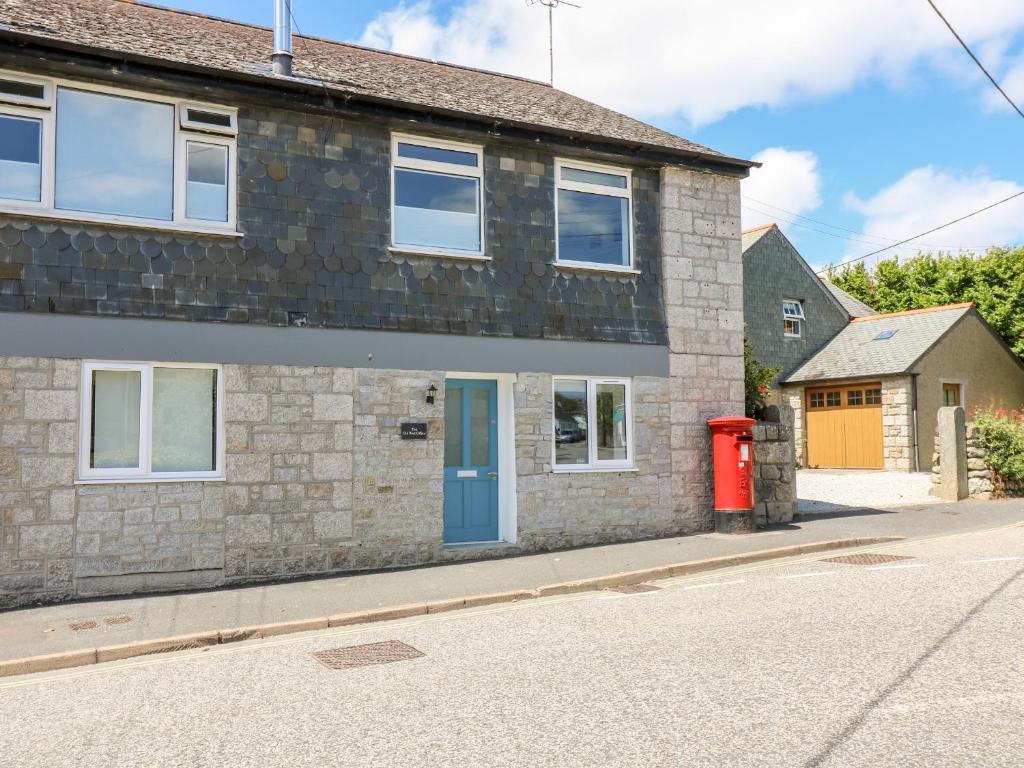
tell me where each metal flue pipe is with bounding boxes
[272,0,293,76]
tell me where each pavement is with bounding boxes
[1,497,1022,670]
[2,505,1023,766]
[798,469,942,513]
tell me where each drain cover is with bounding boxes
[312,640,424,670]
[607,583,661,594]
[68,621,97,632]
[104,615,133,626]
[822,553,914,566]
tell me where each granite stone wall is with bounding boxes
[753,419,796,526]
[662,168,746,531]
[514,373,674,549]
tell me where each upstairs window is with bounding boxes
[391,134,484,256]
[783,300,805,337]
[0,71,237,233]
[555,159,633,270]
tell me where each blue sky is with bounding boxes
[158,0,1024,270]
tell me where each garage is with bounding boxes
[805,383,884,469]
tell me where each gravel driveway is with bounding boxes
[797,469,942,513]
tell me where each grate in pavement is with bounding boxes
[607,583,662,594]
[822,553,915,566]
[103,615,133,626]
[68,621,98,632]
[312,640,424,670]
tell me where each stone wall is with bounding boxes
[753,413,796,526]
[2,355,696,606]
[514,373,674,549]
[932,421,1024,500]
[662,168,745,531]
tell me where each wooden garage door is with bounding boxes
[806,384,884,469]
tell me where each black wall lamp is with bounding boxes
[426,384,438,405]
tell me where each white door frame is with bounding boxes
[445,371,518,544]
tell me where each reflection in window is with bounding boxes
[556,162,632,268]
[596,382,628,461]
[55,88,174,220]
[0,114,42,202]
[392,137,482,253]
[470,387,491,467]
[865,388,882,405]
[826,391,842,407]
[554,379,589,466]
[186,142,228,222]
[847,390,864,406]
[809,392,825,409]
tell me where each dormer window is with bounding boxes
[783,300,804,337]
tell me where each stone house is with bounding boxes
[0,0,755,606]
[741,226,1024,471]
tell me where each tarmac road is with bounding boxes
[3,521,1023,767]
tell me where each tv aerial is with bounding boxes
[526,0,581,86]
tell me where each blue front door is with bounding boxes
[443,379,499,543]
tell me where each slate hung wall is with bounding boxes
[0,56,746,606]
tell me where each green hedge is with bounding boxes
[974,407,1024,484]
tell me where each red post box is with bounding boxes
[707,416,757,534]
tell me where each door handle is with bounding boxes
[488,472,498,478]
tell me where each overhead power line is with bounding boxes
[925,0,1024,121]
[817,189,1024,273]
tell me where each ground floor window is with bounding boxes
[552,376,632,470]
[80,361,222,481]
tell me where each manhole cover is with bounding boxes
[822,553,915,566]
[607,583,661,594]
[104,615,133,626]
[312,640,424,670]
[68,621,97,632]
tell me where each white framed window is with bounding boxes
[79,362,224,482]
[390,133,484,257]
[552,376,633,471]
[783,299,805,337]
[555,158,634,271]
[0,70,237,235]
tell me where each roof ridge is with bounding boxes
[849,302,974,323]
[121,0,553,88]
[741,223,777,234]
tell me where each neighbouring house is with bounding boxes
[0,1,755,606]
[741,223,863,397]
[743,224,1024,472]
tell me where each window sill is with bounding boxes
[0,206,242,239]
[388,246,490,262]
[551,466,638,474]
[554,263,640,278]
[783,334,803,339]
[75,476,225,485]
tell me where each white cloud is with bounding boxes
[842,167,1024,263]
[359,0,1024,125]
[741,148,822,230]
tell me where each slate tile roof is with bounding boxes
[820,280,877,318]
[783,303,974,384]
[0,0,754,169]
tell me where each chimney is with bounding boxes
[272,0,293,77]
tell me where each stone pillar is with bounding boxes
[661,168,745,531]
[753,407,797,525]
[933,406,967,500]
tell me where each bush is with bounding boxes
[974,406,1024,483]
[744,339,781,419]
